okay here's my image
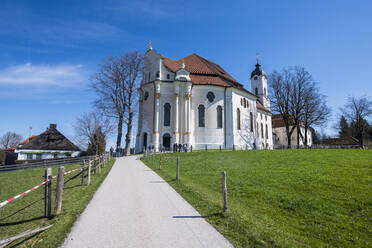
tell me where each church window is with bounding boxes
[265,115,267,121]
[261,123,264,138]
[207,91,215,103]
[167,74,170,79]
[241,98,243,106]
[164,103,171,126]
[148,72,151,81]
[198,105,205,127]
[237,108,241,130]
[217,106,223,128]
[254,76,258,80]
[243,99,246,108]
[156,71,160,78]
[250,112,253,132]
[144,91,149,101]
[255,88,258,95]
[265,124,268,140]
[264,88,267,96]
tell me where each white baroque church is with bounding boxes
[135,43,273,152]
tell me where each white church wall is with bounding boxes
[273,125,312,148]
[231,89,258,150]
[191,85,225,149]
[139,83,155,150]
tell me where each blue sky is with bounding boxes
[0,0,371,148]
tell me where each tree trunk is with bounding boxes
[286,125,291,148]
[304,126,308,148]
[116,114,123,149]
[124,107,133,156]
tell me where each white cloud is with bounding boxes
[0,63,87,87]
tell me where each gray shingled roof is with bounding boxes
[18,125,80,151]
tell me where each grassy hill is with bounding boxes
[141,149,372,248]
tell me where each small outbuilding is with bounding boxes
[15,124,80,160]
[321,137,360,149]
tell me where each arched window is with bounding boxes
[243,99,246,108]
[255,88,258,95]
[261,123,264,138]
[148,72,151,81]
[167,74,170,79]
[250,112,253,132]
[241,98,243,106]
[144,91,149,101]
[198,105,205,127]
[237,108,241,130]
[156,71,160,78]
[265,124,268,140]
[164,103,171,126]
[217,106,223,128]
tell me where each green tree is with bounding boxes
[87,127,106,155]
[338,115,350,138]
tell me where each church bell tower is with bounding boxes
[250,55,270,109]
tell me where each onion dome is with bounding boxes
[250,62,266,79]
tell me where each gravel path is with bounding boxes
[62,155,233,248]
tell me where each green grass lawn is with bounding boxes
[0,158,115,247]
[141,149,372,248]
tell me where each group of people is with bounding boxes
[143,143,191,153]
[172,143,190,153]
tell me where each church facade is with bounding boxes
[135,44,273,152]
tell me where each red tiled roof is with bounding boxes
[272,114,295,128]
[162,53,252,94]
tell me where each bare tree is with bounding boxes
[91,51,143,155]
[269,67,313,148]
[0,132,23,149]
[121,51,143,156]
[91,57,127,150]
[73,112,113,152]
[302,85,331,147]
[341,96,372,147]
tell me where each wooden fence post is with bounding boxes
[205,144,207,151]
[44,167,52,218]
[98,159,101,174]
[54,166,64,215]
[176,157,179,180]
[222,170,228,212]
[81,160,85,185]
[159,154,162,170]
[87,160,91,185]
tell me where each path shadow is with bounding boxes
[63,184,82,190]
[0,216,45,227]
[0,197,44,222]
[172,213,222,219]
[149,179,176,184]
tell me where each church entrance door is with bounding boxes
[162,133,171,151]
